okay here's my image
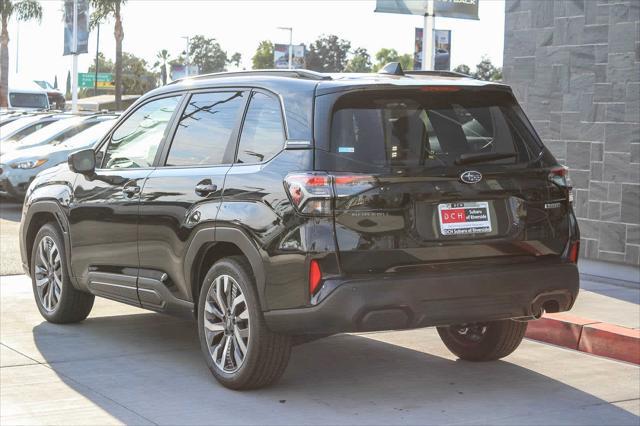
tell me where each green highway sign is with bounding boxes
[78,72,114,88]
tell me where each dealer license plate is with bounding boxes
[438,202,492,236]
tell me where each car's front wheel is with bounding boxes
[31,223,94,323]
[437,319,527,361]
[197,256,291,390]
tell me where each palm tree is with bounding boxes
[154,49,170,86]
[0,0,43,107]
[90,0,125,110]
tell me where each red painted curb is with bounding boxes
[525,313,640,365]
[579,323,640,365]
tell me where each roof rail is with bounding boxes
[169,69,332,85]
[405,70,472,79]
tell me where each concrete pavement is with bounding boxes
[1,275,639,425]
[0,200,22,276]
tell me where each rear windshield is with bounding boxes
[326,90,541,172]
[9,93,49,109]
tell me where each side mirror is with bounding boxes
[68,149,96,175]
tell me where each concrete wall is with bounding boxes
[502,0,640,265]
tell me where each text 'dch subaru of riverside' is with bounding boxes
[20,64,579,389]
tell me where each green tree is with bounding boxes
[229,52,241,68]
[121,52,156,94]
[345,47,372,73]
[252,40,274,69]
[188,35,240,74]
[472,56,502,81]
[0,0,43,107]
[305,34,351,72]
[84,52,155,96]
[90,0,126,110]
[153,49,170,86]
[373,48,412,72]
[453,64,471,75]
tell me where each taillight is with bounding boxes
[549,165,570,185]
[309,260,322,295]
[568,241,580,264]
[284,173,375,215]
[549,165,573,202]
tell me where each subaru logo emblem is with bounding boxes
[460,170,482,184]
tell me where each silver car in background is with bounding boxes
[0,114,72,143]
[0,114,116,156]
[0,118,117,199]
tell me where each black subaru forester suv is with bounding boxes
[20,65,579,389]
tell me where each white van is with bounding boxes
[7,85,50,111]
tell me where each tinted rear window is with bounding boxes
[325,90,540,172]
[9,93,48,109]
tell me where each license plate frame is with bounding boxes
[438,201,492,236]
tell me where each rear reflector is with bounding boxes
[568,241,580,264]
[309,260,322,295]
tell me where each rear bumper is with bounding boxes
[264,262,579,334]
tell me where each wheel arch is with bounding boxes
[22,201,79,288]
[185,226,268,314]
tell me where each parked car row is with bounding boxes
[0,112,118,199]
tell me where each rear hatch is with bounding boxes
[314,86,574,275]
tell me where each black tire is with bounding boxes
[437,320,527,361]
[30,223,94,323]
[197,256,291,390]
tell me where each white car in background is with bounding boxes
[7,85,50,111]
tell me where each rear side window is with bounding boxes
[236,92,285,164]
[166,91,245,166]
[326,90,539,172]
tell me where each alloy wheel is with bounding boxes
[452,323,488,344]
[34,236,63,312]
[203,274,250,373]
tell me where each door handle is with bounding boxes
[122,185,141,196]
[195,180,217,197]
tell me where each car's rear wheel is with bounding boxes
[31,223,94,323]
[197,256,291,390]
[437,319,527,361]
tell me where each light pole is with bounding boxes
[421,0,435,71]
[181,36,190,77]
[277,26,293,69]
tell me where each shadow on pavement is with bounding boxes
[31,313,639,425]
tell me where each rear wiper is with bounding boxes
[455,152,516,166]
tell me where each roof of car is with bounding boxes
[150,68,510,99]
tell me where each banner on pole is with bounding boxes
[414,28,451,71]
[375,0,479,20]
[274,44,305,69]
[63,0,90,56]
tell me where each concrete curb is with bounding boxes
[525,313,640,365]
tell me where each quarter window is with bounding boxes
[166,91,246,166]
[236,92,284,164]
[103,95,181,169]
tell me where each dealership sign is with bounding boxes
[63,0,90,55]
[415,28,451,70]
[274,44,306,69]
[375,0,479,20]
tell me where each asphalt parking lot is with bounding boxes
[1,199,639,425]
